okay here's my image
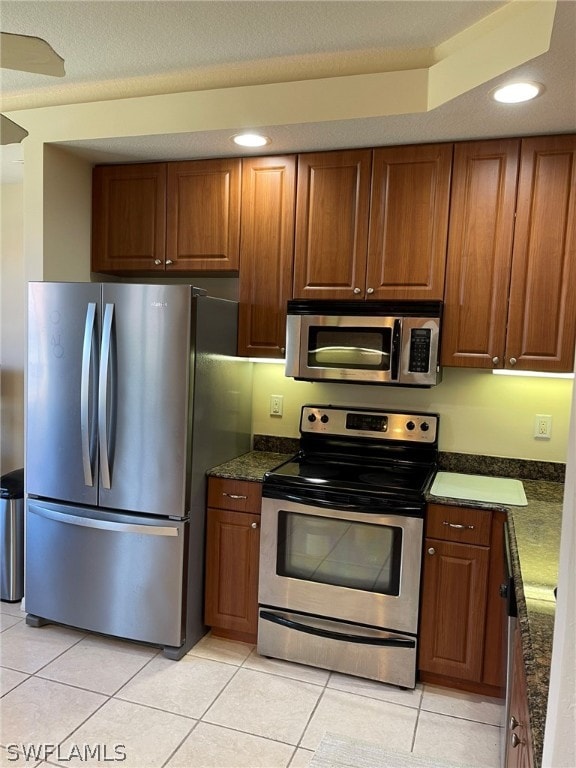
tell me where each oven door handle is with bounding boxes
[260,610,416,648]
[267,492,422,517]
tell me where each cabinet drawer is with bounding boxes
[207,477,262,514]
[426,504,492,546]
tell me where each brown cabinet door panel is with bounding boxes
[506,135,576,371]
[239,156,296,357]
[367,144,453,300]
[92,164,167,272]
[204,507,260,636]
[483,511,506,691]
[419,539,489,681]
[166,159,241,271]
[293,150,372,299]
[442,140,519,368]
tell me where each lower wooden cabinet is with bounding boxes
[505,623,534,768]
[419,504,506,697]
[204,478,262,643]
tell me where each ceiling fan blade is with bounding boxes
[1,114,29,145]
[0,32,65,76]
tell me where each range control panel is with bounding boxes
[300,405,438,444]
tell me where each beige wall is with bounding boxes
[253,363,572,462]
[0,183,25,473]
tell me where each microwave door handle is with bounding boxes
[391,319,401,381]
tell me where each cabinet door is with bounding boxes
[238,156,296,357]
[419,538,490,681]
[204,507,260,642]
[166,158,241,271]
[442,140,519,368]
[483,511,507,691]
[92,164,167,273]
[367,144,453,300]
[506,135,576,372]
[293,149,372,299]
[506,624,534,768]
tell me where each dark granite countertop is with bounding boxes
[208,450,563,768]
[207,450,294,482]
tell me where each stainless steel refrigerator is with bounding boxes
[25,282,252,659]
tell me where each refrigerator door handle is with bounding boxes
[98,303,114,489]
[28,502,179,537]
[81,302,97,486]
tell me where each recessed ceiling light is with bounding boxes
[232,133,270,148]
[492,82,543,104]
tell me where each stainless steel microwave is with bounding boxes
[285,300,442,387]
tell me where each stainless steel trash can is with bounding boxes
[1,468,24,602]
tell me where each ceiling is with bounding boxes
[1,0,576,184]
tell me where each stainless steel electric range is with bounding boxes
[257,404,439,689]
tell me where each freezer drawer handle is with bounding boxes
[99,303,115,489]
[81,301,97,487]
[28,503,179,536]
[260,610,416,647]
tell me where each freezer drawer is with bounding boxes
[25,500,186,648]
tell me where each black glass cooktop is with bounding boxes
[263,454,436,505]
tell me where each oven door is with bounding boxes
[285,314,400,384]
[258,497,423,634]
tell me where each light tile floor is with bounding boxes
[1,601,504,768]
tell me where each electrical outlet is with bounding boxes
[269,394,283,417]
[534,414,552,440]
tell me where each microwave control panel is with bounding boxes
[408,328,431,373]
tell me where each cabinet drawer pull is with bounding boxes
[443,521,475,530]
[223,492,248,500]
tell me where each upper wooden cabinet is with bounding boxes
[292,145,452,300]
[443,135,576,372]
[367,143,453,300]
[92,163,167,273]
[238,156,296,358]
[507,135,576,372]
[92,158,241,273]
[292,149,372,300]
[166,158,241,271]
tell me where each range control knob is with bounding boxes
[320,414,329,424]
[406,421,415,431]
[307,413,317,422]
[421,422,430,432]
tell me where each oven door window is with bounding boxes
[277,512,402,595]
[308,327,392,370]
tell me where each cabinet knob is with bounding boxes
[251,522,259,529]
[509,716,520,731]
[509,357,517,366]
[353,287,362,295]
[510,733,521,749]
[366,287,374,295]
[154,259,163,266]
[427,547,436,555]
[492,357,499,365]
[165,259,174,266]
